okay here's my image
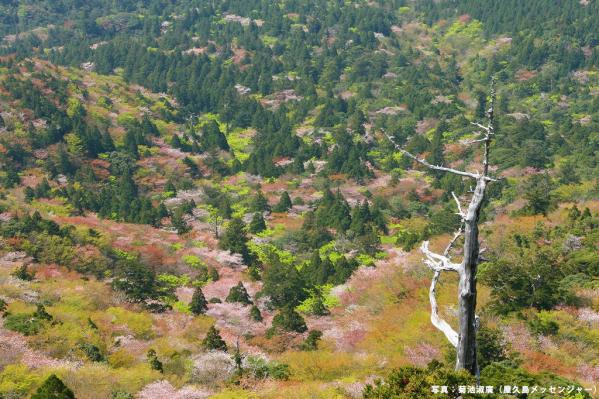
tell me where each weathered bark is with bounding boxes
[456,178,486,374]
[386,79,497,376]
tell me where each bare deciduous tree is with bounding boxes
[385,79,497,376]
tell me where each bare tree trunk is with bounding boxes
[385,79,497,376]
[456,178,485,374]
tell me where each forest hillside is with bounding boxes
[0,1,597,398]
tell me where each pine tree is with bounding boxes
[427,120,447,180]
[249,212,266,233]
[271,306,308,333]
[310,290,330,316]
[232,341,243,379]
[251,190,270,212]
[171,208,191,235]
[35,178,51,198]
[190,287,208,315]
[273,191,292,212]
[219,217,252,264]
[202,325,227,351]
[250,305,263,322]
[24,186,35,203]
[475,91,487,118]
[226,281,253,305]
[31,375,75,399]
[200,120,229,151]
[164,181,177,196]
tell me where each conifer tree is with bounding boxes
[31,375,75,399]
[190,287,208,315]
[251,190,270,212]
[219,217,252,264]
[249,212,266,233]
[250,305,263,322]
[273,191,292,212]
[271,306,308,333]
[226,281,253,305]
[202,325,227,351]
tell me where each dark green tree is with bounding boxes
[190,287,208,315]
[147,349,163,373]
[251,190,270,212]
[271,306,308,333]
[219,217,252,264]
[12,264,34,281]
[272,191,292,212]
[202,325,228,351]
[261,257,308,308]
[200,120,229,151]
[523,173,553,216]
[249,212,267,234]
[363,361,474,399]
[112,258,158,303]
[226,281,253,305]
[31,375,75,399]
[476,326,509,370]
[171,208,191,235]
[250,305,263,322]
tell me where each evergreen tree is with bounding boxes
[558,160,580,185]
[190,287,208,315]
[310,290,330,316]
[35,178,51,198]
[524,173,554,216]
[112,258,157,303]
[272,191,292,212]
[34,304,53,321]
[226,281,253,305]
[171,208,191,235]
[31,375,75,399]
[79,343,105,362]
[249,212,266,233]
[200,120,229,151]
[475,91,487,118]
[251,190,270,212]
[24,186,35,203]
[271,306,308,333]
[427,120,447,181]
[202,325,228,351]
[164,181,177,196]
[219,217,252,264]
[250,305,263,322]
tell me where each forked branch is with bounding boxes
[421,226,463,349]
[421,241,460,272]
[429,270,459,348]
[383,131,496,182]
[451,192,465,219]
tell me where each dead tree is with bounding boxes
[385,79,497,376]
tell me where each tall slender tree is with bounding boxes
[385,79,498,377]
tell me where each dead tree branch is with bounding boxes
[388,78,497,375]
